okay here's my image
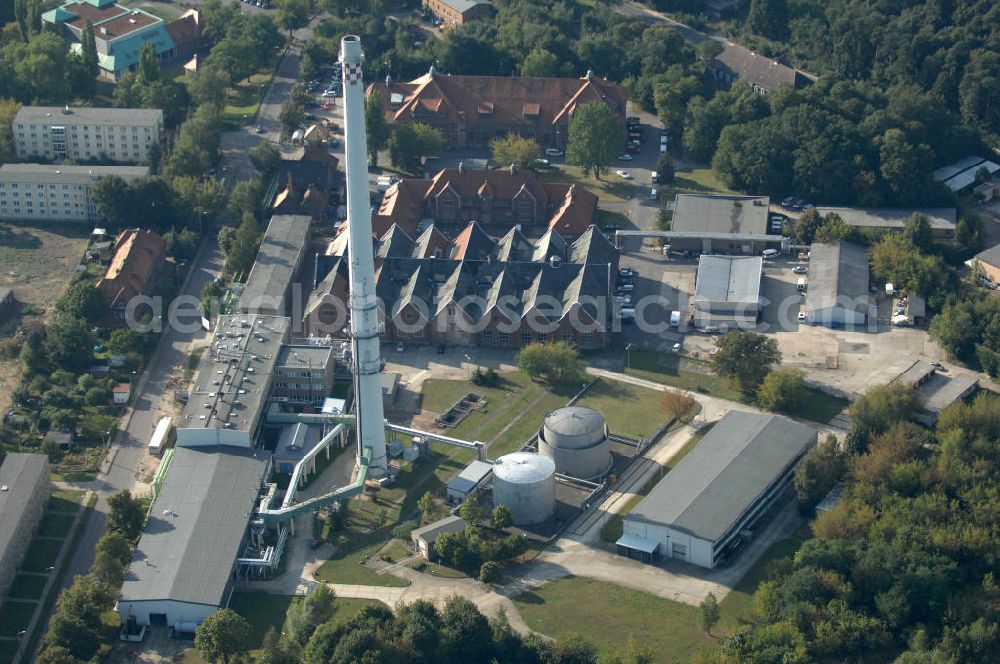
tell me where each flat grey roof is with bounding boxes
[919,373,978,414]
[180,315,289,433]
[447,460,493,495]
[0,163,149,184]
[805,241,870,315]
[15,106,162,126]
[276,344,332,369]
[815,207,956,232]
[0,453,49,562]
[238,215,310,315]
[627,412,815,543]
[694,255,762,306]
[437,0,491,11]
[120,446,267,607]
[671,194,770,236]
[892,360,935,387]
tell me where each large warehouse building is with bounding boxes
[619,412,816,569]
[805,241,873,329]
[0,453,51,600]
[117,446,269,628]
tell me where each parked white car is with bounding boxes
[615,170,633,180]
[544,148,564,157]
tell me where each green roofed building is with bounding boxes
[43,0,201,80]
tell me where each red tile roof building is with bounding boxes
[367,70,627,150]
[96,229,166,327]
[375,166,598,240]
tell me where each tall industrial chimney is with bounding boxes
[340,35,388,476]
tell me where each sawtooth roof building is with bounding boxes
[374,166,599,240]
[620,412,816,568]
[117,445,269,629]
[368,69,627,150]
[309,223,619,348]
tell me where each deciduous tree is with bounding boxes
[712,331,781,397]
[756,367,806,412]
[566,102,621,179]
[492,133,541,171]
[195,609,250,664]
[389,123,444,173]
[699,592,721,635]
[107,489,145,541]
[365,88,390,166]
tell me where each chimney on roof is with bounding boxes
[458,161,463,173]
[428,64,436,75]
[585,68,594,80]
[63,105,71,115]
[550,255,561,269]
[385,73,391,86]
[509,163,516,175]
[568,184,576,199]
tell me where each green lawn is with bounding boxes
[37,513,75,539]
[574,379,669,440]
[781,387,849,424]
[47,489,85,514]
[222,71,274,129]
[662,166,735,198]
[8,574,47,600]
[0,600,37,637]
[627,350,743,401]
[20,539,62,572]
[539,165,635,203]
[0,639,17,664]
[514,534,806,662]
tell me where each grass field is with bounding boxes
[222,71,274,129]
[626,350,743,401]
[8,574,47,600]
[38,513,76,538]
[0,639,17,664]
[514,533,807,662]
[47,489,85,514]
[20,539,62,573]
[786,388,849,423]
[574,379,670,440]
[663,166,736,198]
[539,165,635,203]
[0,222,91,412]
[0,600,36,636]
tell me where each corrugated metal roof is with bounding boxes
[694,255,762,306]
[805,241,870,316]
[627,412,815,543]
[120,446,267,606]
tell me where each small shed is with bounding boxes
[446,460,493,504]
[43,430,75,451]
[113,383,131,405]
[411,515,466,560]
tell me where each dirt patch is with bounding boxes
[0,221,91,412]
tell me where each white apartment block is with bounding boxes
[13,106,163,164]
[0,164,149,222]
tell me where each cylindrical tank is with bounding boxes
[492,452,555,526]
[537,406,611,481]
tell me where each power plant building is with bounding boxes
[537,406,611,481]
[117,446,269,629]
[236,215,311,317]
[492,452,556,526]
[620,412,816,569]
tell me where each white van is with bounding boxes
[670,310,681,326]
[797,277,806,292]
[762,248,780,259]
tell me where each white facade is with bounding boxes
[0,164,148,222]
[805,303,868,327]
[13,107,163,163]
[621,520,715,568]
[116,598,220,630]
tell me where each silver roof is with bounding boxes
[919,373,978,414]
[15,106,162,126]
[237,215,310,315]
[0,163,148,184]
[627,412,816,543]
[411,515,466,542]
[0,454,49,562]
[447,460,493,494]
[694,255,763,306]
[543,406,605,436]
[671,194,770,236]
[179,315,290,433]
[493,452,555,483]
[805,241,870,315]
[119,446,267,607]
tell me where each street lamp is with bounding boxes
[625,343,633,370]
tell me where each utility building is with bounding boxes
[805,241,872,328]
[692,255,763,329]
[619,412,816,569]
[117,446,268,629]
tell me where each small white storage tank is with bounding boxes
[538,406,611,481]
[492,452,555,526]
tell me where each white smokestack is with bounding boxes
[340,35,388,476]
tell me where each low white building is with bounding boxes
[446,460,493,504]
[411,515,466,560]
[0,164,148,222]
[619,412,816,569]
